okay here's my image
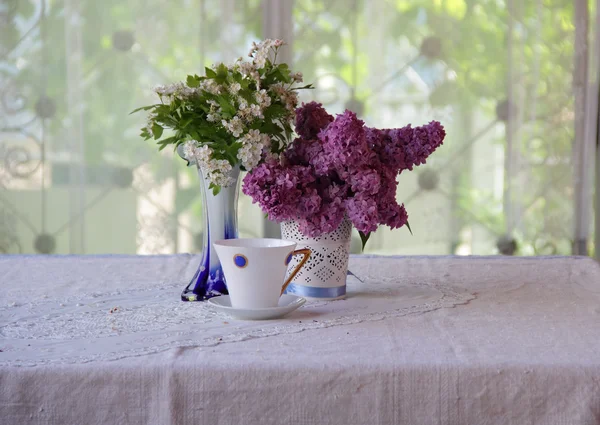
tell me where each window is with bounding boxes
[0,0,597,257]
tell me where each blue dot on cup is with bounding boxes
[234,254,248,268]
[285,252,293,266]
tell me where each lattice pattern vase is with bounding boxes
[280,218,352,300]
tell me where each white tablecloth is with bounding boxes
[1,255,600,425]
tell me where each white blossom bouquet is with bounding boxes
[132,39,312,195]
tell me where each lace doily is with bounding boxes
[0,256,475,367]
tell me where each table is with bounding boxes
[1,255,600,425]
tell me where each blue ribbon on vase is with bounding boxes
[284,283,346,298]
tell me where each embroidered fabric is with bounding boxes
[0,255,474,366]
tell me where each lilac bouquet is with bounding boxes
[242,102,445,246]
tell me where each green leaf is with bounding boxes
[291,84,314,90]
[277,63,290,73]
[217,95,237,118]
[155,104,171,115]
[263,103,288,119]
[223,150,237,164]
[197,104,211,114]
[358,231,371,251]
[228,141,243,151]
[215,63,229,84]
[151,123,164,139]
[232,72,242,83]
[217,63,228,74]
[275,64,292,83]
[269,63,291,83]
[186,75,200,88]
[209,183,221,196]
[156,136,178,151]
[157,136,178,146]
[179,117,194,128]
[129,105,158,115]
[283,121,293,138]
[205,67,217,78]
[406,221,413,235]
[237,89,255,105]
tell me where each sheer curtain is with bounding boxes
[0,0,597,258]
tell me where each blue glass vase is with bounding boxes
[181,165,240,301]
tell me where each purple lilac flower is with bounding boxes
[294,102,334,140]
[243,107,445,238]
[242,160,318,222]
[323,181,349,203]
[297,197,345,237]
[366,127,407,173]
[348,167,381,196]
[296,187,322,217]
[345,194,380,234]
[375,121,446,172]
[285,137,317,166]
[285,137,333,176]
[381,202,409,229]
[375,176,409,229]
[318,110,370,178]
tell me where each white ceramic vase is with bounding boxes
[280,218,352,300]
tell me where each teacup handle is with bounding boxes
[281,249,311,295]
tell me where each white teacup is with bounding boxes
[213,238,311,309]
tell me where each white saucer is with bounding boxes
[208,294,306,320]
